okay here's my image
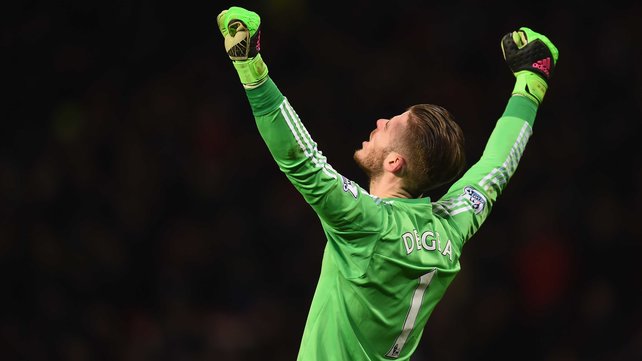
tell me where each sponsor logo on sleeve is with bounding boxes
[341,176,359,199]
[463,186,486,214]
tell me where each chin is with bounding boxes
[353,150,362,163]
[353,149,365,162]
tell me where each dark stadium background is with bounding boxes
[3,0,641,360]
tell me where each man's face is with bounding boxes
[353,111,410,178]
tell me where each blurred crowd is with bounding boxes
[3,1,642,360]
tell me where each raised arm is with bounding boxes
[433,27,559,242]
[217,7,385,235]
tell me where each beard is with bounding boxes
[353,146,388,181]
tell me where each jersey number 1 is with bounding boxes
[385,269,436,359]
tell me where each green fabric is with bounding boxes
[246,79,536,360]
[503,94,538,127]
[245,77,284,116]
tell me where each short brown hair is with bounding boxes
[400,104,466,197]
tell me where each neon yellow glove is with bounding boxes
[217,6,268,89]
[501,27,559,105]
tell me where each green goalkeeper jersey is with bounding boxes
[244,78,537,360]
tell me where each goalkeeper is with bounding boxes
[217,6,559,361]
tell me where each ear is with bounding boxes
[384,152,406,174]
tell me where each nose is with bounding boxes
[369,119,388,140]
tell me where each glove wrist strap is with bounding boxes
[512,71,548,105]
[233,54,269,89]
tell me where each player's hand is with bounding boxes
[217,6,262,61]
[217,6,268,88]
[501,27,559,105]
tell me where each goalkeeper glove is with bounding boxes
[501,27,559,105]
[217,6,268,89]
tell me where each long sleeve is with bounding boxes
[245,77,386,237]
[432,95,538,243]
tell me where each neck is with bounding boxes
[369,173,412,199]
